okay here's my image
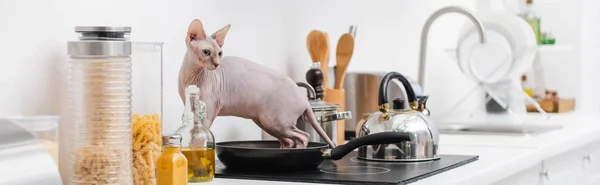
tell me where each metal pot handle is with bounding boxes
[296,82,317,100]
[320,111,352,122]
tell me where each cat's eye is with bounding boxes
[202,49,210,56]
[218,51,223,57]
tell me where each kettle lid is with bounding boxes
[392,98,405,110]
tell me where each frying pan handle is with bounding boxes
[328,132,412,160]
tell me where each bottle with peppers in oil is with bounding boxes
[156,134,188,185]
[174,85,216,182]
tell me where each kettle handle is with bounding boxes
[378,72,418,111]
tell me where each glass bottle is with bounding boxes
[520,0,541,44]
[156,134,188,185]
[66,26,133,185]
[174,85,216,182]
[521,75,534,97]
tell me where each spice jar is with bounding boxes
[157,134,188,185]
[174,85,216,182]
[67,26,133,185]
[131,41,164,185]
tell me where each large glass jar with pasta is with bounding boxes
[130,41,164,185]
[67,26,134,185]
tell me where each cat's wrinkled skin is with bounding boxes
[178,19,336,149]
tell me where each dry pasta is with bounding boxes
[132,113,162,185]
[71,144,131,185]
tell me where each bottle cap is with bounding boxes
[185,85,200,94]
[162,134,183,146]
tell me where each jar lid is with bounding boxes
[162,134,183,146]
[67,26,132,57]
[75,26,132,33]
[310,100,340,111]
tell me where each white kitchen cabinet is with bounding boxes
[492,164,541,185]
[540,147,585,185]
[583,140,600,185]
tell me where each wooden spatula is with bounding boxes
[306,30,327,63]
[306,30,323,62]
[320,32,331,91]
[334,33,355,89]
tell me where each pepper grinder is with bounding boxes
[306,62,324,100]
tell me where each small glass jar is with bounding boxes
[156,134,188,185]
[174,85,215,182]
[67,26,133,185]
[131,41,164,185]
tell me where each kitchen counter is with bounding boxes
[192,112,600,185]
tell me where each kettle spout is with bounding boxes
[417,96,430,115]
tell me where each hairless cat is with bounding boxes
[178,19,336,149]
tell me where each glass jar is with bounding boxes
[174,85,215,182]
[67,26,133,185]
[4,115,60,164]
[156,134,188,185]
[131,41,164,185]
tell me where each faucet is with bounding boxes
[417,6,487,91]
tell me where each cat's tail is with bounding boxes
[304,103,337,148]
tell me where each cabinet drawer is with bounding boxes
[542,148,585,185]
[492,164,541,185]
[585,168,600,185]
[584,140,600,184]
[584,140,600,170]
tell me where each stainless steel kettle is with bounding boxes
[356,71,439,162]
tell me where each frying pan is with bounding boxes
[216,132,412,171]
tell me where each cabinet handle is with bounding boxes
[584,154,593,162]
[541,169,551,180]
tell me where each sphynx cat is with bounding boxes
[178,19,336,149]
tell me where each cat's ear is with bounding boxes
[211,24,231,48]
[187,19,207,43]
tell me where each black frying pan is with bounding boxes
[215,132,412,171]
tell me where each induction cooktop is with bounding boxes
[214,151,478,185]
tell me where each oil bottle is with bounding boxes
[174,85,216,182]
[156,134,188,185]
[520,0,541,44]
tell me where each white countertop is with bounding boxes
[192,112,600,185]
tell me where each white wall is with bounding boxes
[580,0,600,113]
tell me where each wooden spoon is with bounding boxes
[334,33,355,89]
[320,32,330,90]
[306,30,326,63]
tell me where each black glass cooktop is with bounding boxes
[214,151,478,185]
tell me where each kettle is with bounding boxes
[356,71,439,162]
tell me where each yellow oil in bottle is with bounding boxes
[524,88,534,97]
[181,147,215,182]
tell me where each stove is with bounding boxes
[214,151,478,185]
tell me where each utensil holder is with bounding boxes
[324,88,346,145]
